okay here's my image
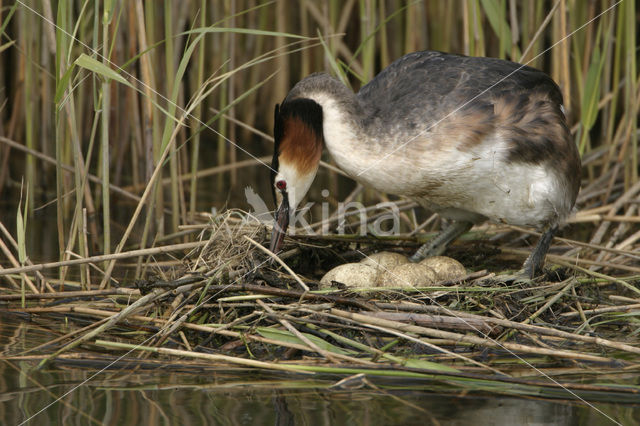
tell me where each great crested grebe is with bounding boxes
[268,51,581,278]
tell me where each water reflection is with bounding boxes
[0,363,621,426]
[0,313,636,425]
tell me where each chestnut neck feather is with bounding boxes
[271,99,324,202]
[279,117,323,172]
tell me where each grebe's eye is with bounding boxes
[276,180,287,191]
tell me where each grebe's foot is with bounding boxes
[409,221,473,262]
[490,270,536,286]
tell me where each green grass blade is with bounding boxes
[179,27,308,39]
[317,30,348,86]
[403,358,459,372]
[16,187,28,265]
[479,0,521,59]
[257,327,358,356]
[581,47,605,131]
[74,53,132,87]
[0,40,15,54]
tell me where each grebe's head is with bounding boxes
[269,99,323,253]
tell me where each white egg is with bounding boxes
[320,263,379,289]
[419,256,467,281]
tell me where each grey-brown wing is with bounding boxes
[357,51,562,127]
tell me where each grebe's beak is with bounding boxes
[269,192,289,253]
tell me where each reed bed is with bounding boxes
[0,0,639,404]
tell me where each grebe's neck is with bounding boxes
[285,74,384,184]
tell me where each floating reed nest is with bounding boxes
[2,210,640,402]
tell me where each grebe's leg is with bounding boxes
[409,221,473,262]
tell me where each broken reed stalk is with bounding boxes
[0,241,205,277]
[0,235,40,293]
[329,309,614,363]
[95,340,314,374]
[500,247,640,275]
[0,287,139,301]
[9,304,377,362]
[256,299,360,364]
[520,278,575,325]
[561,303,640,318]
[361,311,497,334]
[551,258,640,296]
[18,317,111,356]
[36,288,171,368]
[294,307,505,376]
[243,235,309,291]
[508,223,640,258]
[372,302,640,356]
[361,321,506,376]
